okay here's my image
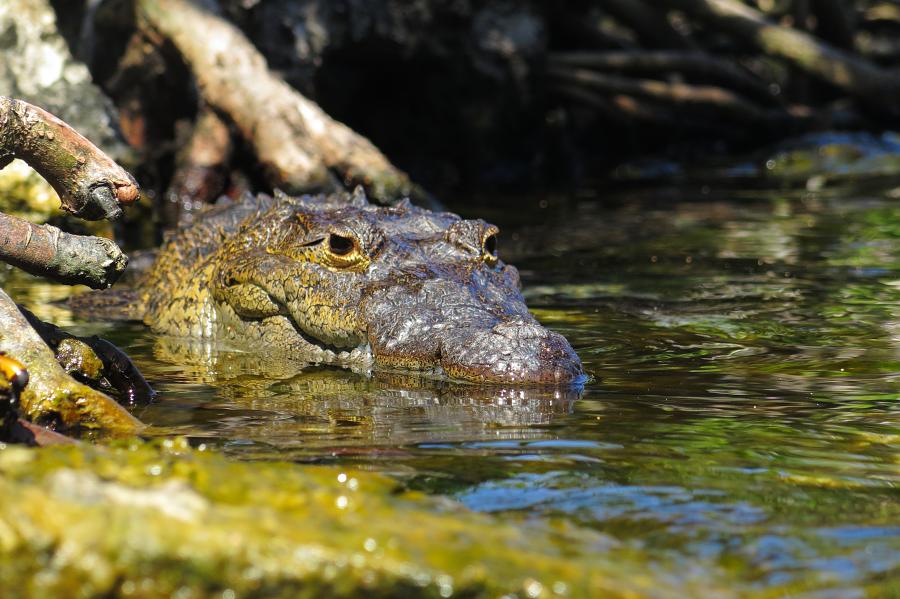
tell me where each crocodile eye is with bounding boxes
[328,233,355,256]
[321,230,369,270]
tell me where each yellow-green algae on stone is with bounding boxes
[0,439,666,599]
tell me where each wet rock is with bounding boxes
[612,131,900,190]
[0,438,666,598]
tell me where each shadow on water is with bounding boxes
[5,175,900,596]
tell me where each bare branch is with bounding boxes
[549,50,778,105]
[667,0,900,108]
[0,97,139,220]
[0,213,127,289]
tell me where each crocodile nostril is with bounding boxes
[484,233,496,256]
[483,232,497,263]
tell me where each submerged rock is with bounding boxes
[0,439,671,598]
[612,131,900,190]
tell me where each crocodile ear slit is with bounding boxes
[298,238,325,248]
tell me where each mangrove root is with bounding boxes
[667,0,900,112]
[549,51,780,106]
[0,96,139,221]
[135,0,418,204]
[0,354,75,446]
[21,306,156,405]
[0,289,142,433]
[547,64,783,124]
[164,106,233,227]
[0,212,127,289]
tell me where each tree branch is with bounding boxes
[667,0,900,109]
[549,50,779,105]
[0,96,139,220]
[0,213,127,289]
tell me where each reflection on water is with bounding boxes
[138,340,578,457]
[6,181,900,596]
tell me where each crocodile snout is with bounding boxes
[365,284,585,386]
[438,319,585,385]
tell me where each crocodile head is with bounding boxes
[140,190,584,386]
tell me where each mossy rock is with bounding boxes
[0,439,677,598]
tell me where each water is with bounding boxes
[7,182,900,597]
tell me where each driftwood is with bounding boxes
[135,0,418,204]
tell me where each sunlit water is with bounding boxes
[6,182,900,597]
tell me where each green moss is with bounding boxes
[0,439,663,598]
[0,158,62,219]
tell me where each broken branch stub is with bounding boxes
[135,0,417,204]
[0,96,140,221]
[0,213,127,289]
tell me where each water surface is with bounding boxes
[8,181,900,597]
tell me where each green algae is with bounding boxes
[0,438,678,599]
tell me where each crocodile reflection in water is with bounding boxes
[129,188,584,386]
[144,337,579,447]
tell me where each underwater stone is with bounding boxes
[0,439,673,598]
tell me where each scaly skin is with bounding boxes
[137,189,584,385]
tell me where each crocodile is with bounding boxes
[129,188,584,385]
